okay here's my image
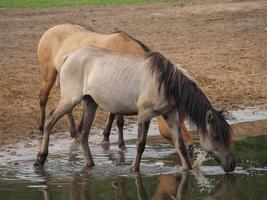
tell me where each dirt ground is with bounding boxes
[0,0,266,146]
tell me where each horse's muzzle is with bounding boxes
[209,151,236,172]
[223,156,236,172]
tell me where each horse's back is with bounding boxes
[54,31,107,67]
[38,24,92,67]
[39,24,148,71]
[57,31,147,60]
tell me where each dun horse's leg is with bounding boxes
[116,115,126,150]
[130,116,151,172]
[101,113,115,144]
[39,67,57,133]
[79,95,98,167]
[163,111,192,170]
[35,100,77,166]
[67,112,78,138]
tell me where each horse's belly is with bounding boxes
[93,94,138,115]
[86,76,139,115]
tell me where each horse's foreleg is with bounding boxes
[116,115,125,150]
[79,95,98,168]
[163,111,192,170]
[35,99,77,166]
[130,116,151,172]
[67,112,78,138]
[39,68,57,134]
[101,113,115,144]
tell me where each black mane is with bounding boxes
[147,52,232,146]
[113,31,151,52]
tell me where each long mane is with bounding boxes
[146,52,232,146]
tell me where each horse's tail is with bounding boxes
[55,55,69,89]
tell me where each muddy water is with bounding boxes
[0,108,267,199]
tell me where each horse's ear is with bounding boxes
[206,110,214,124]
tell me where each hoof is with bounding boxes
[101,140,110,150]
[130,165,140,172]
[34,153,47,166]
[119,143,126,151]
[70,131,77,139]
[34,159,45,167]
[85,162,95,168]
[101,139,110,144]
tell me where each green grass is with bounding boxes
[204,135,267,168]
[0,0,181,8]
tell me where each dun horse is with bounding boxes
[38,24,192,149]
[35,46,235,172]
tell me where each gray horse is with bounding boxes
[35,46,235,172]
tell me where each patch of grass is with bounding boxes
[233,135,267,168]
[0,0,184,9]
[204,135,267,168]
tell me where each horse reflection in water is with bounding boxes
[37,171,235,200]
[36,143,235,200]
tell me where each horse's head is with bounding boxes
[199,110,235,172]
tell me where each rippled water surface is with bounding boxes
[0,129,267,200]
[1,107,267,200]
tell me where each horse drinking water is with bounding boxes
[35,46,235,172]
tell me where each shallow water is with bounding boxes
[1,133,267,200]
[229,105,267,124]
[0,108,267,199]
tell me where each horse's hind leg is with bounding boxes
[79,95,98,167]
[101,113,115,144]
[116,115,126,150]
[39,66,57,133]
[101,114,125,150]
[163,111,192,170]
[130,115,151,172]
[40,64,78,138]
[67,112,78,138]
[35,99,79,166]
